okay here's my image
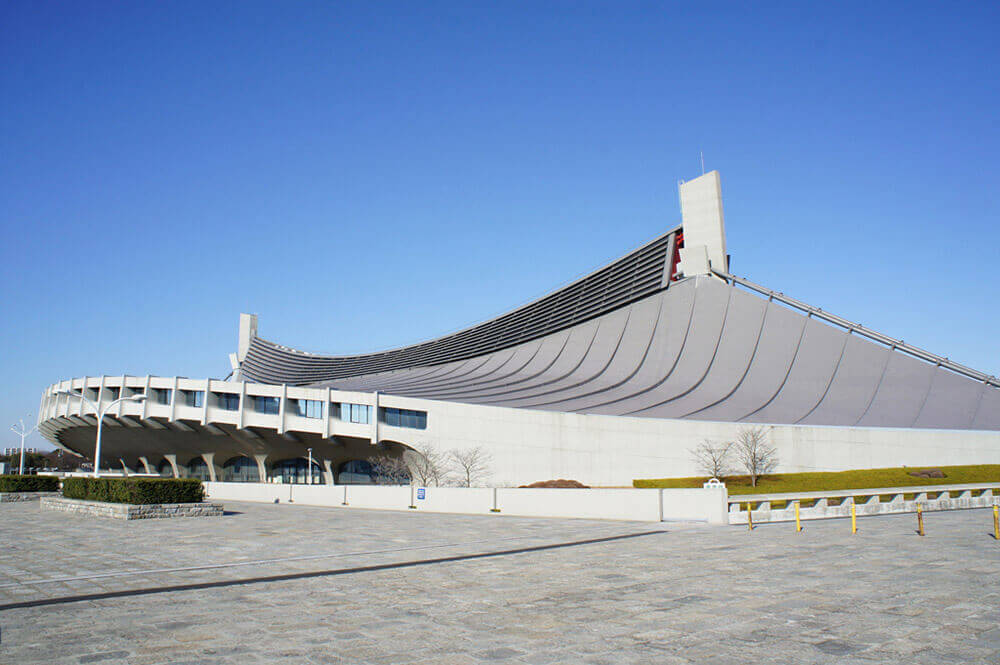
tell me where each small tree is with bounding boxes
[734,426,778,487]
[690,439,733,480]
[367,454,412,485]
[407,445,447,486]
[449,447,493,487]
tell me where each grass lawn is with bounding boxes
[633,464,1000,495]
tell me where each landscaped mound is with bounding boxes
[908,468,946,479]
[633,464,1000,495]
[0,474,60,492]
[519,479,589,488]
[62,477,204,504]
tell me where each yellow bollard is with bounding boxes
[795,500,802,533]
[917,503,925,536]
[993,504,998,541]
[746,502,754,531]
[851,502,857,534]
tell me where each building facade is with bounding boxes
[37,172,1000,486]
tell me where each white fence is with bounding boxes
[728,483,1000,525]
[203,482,729,524]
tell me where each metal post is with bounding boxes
[851,502,857,534]
[54,389,146,479]
[916,504,925,536]
[93,410,105,478]
[795,500,802,533]
[993,504,999,541]
[746,502,753,531]
[307,447,313,485]
[10,418,38,475]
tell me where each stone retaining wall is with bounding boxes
[0,491,60,503]
[40,496,223,520]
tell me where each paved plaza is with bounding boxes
[1,500,998,664]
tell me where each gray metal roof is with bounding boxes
[238,231,998,431]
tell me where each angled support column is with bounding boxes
[254,454,268,483]
[138,456,153,474]
[322,459,334,485]
[201,452,219,482]
[164,454,180,479]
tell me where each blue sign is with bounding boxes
[416,488,426,500]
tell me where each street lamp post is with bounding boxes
[10,418,38,475]
[307,447,313,485]
[55,389,147,478]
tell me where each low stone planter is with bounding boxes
[1,491,61,503]
[40,496,224,520]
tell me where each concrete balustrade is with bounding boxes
[203,481,730,524]
[728,483,1000,525]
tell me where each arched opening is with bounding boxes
[270,458,324,485]
[157,460,174,478]
[222,456,260,483]
[186,457,211,481]
[337,458,411,485]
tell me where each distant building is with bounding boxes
[37,172,999,486]
[3,447,37,456]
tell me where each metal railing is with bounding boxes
[727,482,1000,524]
[712,269,1000,389]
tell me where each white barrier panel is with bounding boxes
[203,482,728,523]
[497,488,661,521]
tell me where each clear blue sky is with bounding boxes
[2,2,998,452]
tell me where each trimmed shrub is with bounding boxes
[62,477,204,504]
[0,474,60,492]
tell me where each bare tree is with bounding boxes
[407,445,447,486]
[449,447,493,487]
[367,454,412,485]
[734,426,778,487]
[690,439,733,480]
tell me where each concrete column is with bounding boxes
[323,387,332,439]
[117,374,127,416]
[201,453,219,482]
[254,454,268,483]
[322,459,334,485]
[201,378,211,425]
[278,384,287,435]
[164,454,180,478]
[141,375,151,419]
[237,381,247,430]
[371,391,379,445]
[138,456,153,474]
[679,170,728,275]
[120,459,131,477]
[169,376,179,422]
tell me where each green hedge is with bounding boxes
[62,477,204,504]
[0,474,60,492]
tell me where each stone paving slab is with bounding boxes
[0,500,998,663]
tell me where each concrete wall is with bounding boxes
[39,375,1000,488]
[203,481,729,524]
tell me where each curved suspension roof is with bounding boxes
[236,226,999,432]
[240,228,680,385]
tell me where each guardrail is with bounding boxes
[712,269,1000,389]
[728,483,1000,525]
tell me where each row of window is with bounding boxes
[68,388,425,429]
[381,407,428,430]
[174,457,405,485]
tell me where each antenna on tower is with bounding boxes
[700,151,705,175]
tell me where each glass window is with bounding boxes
[222,456,259,482]
[215,392,240,411]
[153,389,173,405]
[184,391,204,408]
[295,399,323,419]
[128,387,145,398]
[339,403,371,424]
[382,407,427,430]
[106,387,121,401]
[254,396,280,415]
